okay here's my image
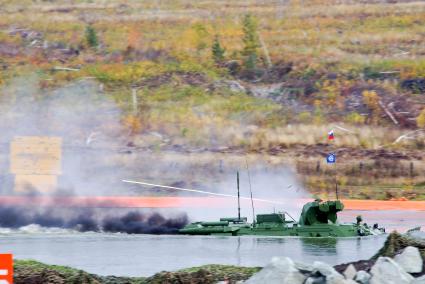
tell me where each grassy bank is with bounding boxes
[14,260,260,284]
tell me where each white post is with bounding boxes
[131,88,138,115]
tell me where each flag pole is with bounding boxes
[328,129,338,200]
[335,162,339,200]
[333,130,338,200]
[334,131,338,200]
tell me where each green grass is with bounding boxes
[146,264,261,283]
[85,60,223,85]
[14,260,259,284]
[178,264,261,275]
[15,259,82,275]
[14,259,146,284]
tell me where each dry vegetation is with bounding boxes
[0,0,424,199]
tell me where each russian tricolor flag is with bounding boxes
[328,130,334,140]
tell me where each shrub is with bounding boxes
[242,14,260,70]
[298,112,312,123]
[192,23,209,54]
[362,90,381,124]
[417,108,425,128]
[85,25,98,48]
[122,114,142,134]
[211,35,225,64]
[345,112,366,124]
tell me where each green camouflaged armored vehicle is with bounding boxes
[179,199,385,237]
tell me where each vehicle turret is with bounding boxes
[299,199,344,225]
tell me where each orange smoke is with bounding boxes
[0,196,424,211]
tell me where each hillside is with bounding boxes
[0,0,424,199]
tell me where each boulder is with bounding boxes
[214,79,246,93]
[225,80,246,93]
[343,264,357,280]
[327,275,358,284]
[355,270,371,284]
[400,78,425,93]
[304,276,326,284]
[412,275,425,284]
[305,275,357,284]
[245,257,306,284]
[409,230,425,241]
[370,257,414,284]
[311,261,347,284]
[313,261,345,279]
[394,246,423,273]
[294,261,314,273]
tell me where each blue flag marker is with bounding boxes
[326,153,336,164]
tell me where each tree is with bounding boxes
[192,23,209,54]
[417,108,425,128]
[127,27,140,50]
[85,25,98,48]
[242,14,260,70]
[362,90,381,124]
[211,35,225,64]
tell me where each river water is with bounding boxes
[1,232,386,277]
[1,209,424,277]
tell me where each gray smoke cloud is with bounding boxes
[0,75,308,227]
[0,75,129,195]
[0,205,188,234]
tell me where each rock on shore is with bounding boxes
[245,232,425,284]
[245,250,423,284]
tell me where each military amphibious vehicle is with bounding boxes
[179,199,385,237]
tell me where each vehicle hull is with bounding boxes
[179,223,370,237]
[179,200,385,237]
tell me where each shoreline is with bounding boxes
[1,196,425,210]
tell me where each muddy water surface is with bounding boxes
[1,232,386,277]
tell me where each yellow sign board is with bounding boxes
[10,136,62,193]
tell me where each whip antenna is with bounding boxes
[122,179,286,205]
[245,158,255,225]
[237,171,241,220]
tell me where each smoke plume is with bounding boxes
[0,206,188,234]
[0,75,309,225]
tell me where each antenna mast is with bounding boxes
[237,171,241,220]
[335,176,339,200]
[245,158,255,224]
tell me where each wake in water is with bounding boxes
[0,206,188,234]
[0,224,79,234]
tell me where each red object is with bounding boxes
[328,130,334,140]
[0,254,13,284]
